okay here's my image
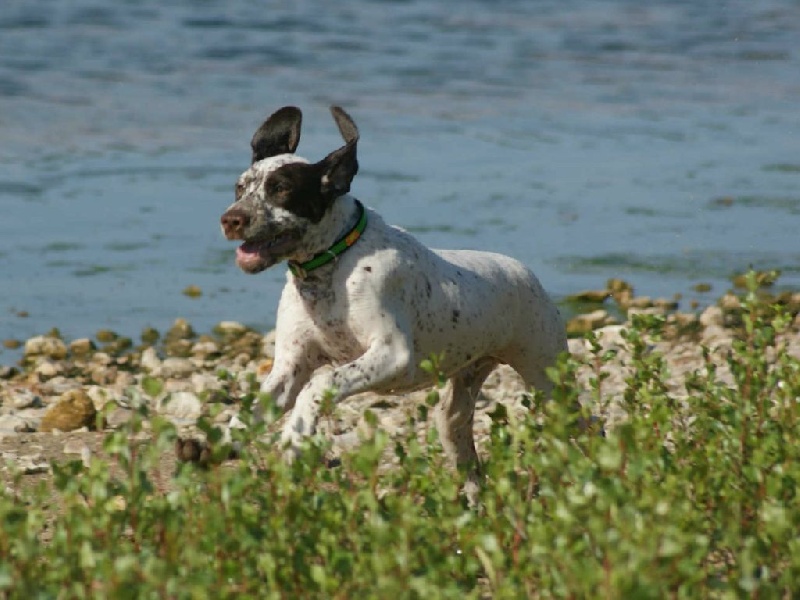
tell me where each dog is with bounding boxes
[217,105,567,496]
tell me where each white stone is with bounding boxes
[160,357,195,378]
[156,391,203,423]
[216,321,248,335]
[24,336,67,359]
[140,347,161,372]
[0,414,35,433]
[10,390,43,410]
[699,305,723,329]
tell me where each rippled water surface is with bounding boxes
[1,0,799,357]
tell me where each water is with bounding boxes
[1,0,799,360]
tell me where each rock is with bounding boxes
[96,329,118,343]
[701,325,731,348]
[69,338,96,357]
[23,335,68,360]
[0,414,36,433]
[2,339,21,350]
[699,306,723,329]
[670,312,698,327]
[719,293,741,312]
[140,347,161,372]
[91,352,113,366]
[39,390,97,433]
[566,310,616,336]
[140,327,160,346]
[0,366,18,379]
[566,290,611,303]
[190,372,223,395]
[627,296,653,309]
[183,285,203,298]
[34,360,62,380]
[40,376,79,396]
[157,391,203,422]
[89,365,117,385]
[63,439,92,465]
[612,289,634,310]
[105,406,134,429]
[85,385,115,411]
[607,278,633,294]
[166,318,195,341]
[164,339,193,357]
[9,389,43,410]
[160,357,195,378]
[213,321,248,336]
[191,339,221,358]
[17,455,50,475]
[653,298,680,311]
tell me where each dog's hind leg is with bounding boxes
[434,357,496,505]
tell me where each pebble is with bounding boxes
[566,290,610,303]
[39,390,97,433]
[17,455,50,475]
[40,376,80,395]
[0,288,797,483]
[699,306,723,329]
[105,406,134,429]
[0,366,18,380]
[156,391,204,423]
[213,321,248,336]
[140,347,161,372]
[9,389,43,410]
[566,310,616,335]
[69,338,96,357]
[160,358,195,378]
[0,414,37,433]
[23,336,68,360]
[719,293,741,311]
[34,360,62,380]
[191,339,221,358]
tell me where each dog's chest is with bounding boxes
[293,278,365,362]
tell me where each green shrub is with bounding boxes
[1,272,799,598]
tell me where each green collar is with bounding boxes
[288,200,368,279]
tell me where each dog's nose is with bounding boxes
[220,209,250,239]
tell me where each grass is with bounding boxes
[2,272,800,598]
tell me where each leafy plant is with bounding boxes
[1,271,799,597]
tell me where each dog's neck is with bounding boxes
[289,194,362,267]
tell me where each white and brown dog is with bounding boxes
[218,106,567,494]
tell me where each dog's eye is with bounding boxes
[267,180,289,195]
[235,182,245,199]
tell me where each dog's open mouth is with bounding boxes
[235,233,298,273]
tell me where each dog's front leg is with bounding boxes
[280,335,413,453]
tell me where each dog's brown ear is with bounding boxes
[330,106,359,145]
[319,140,358,202]
[251,106,302,164]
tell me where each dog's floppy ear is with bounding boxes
[330,106,359,145]
[250,106,302,164]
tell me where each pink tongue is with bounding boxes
[237,242,260,258]
[236,242,263,268]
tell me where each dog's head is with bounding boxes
[221,106,359,273]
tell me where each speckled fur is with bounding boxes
[222,106,568,499]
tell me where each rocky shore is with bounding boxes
[3,278,800,487]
